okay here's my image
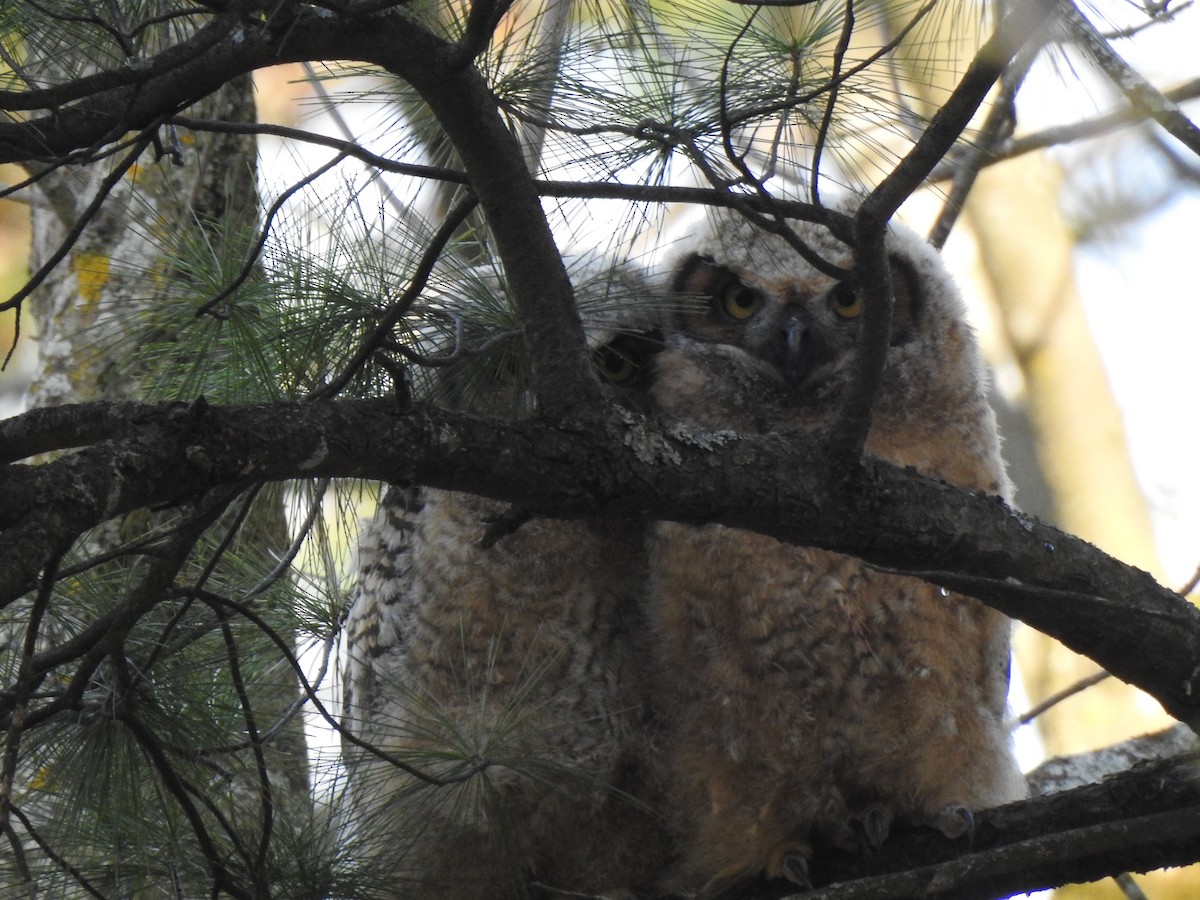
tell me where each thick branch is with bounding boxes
[376,15,600,416]
[787,752,1200,900]
[1,399,1198,728]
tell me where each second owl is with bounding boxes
[647,207,1027,894]
[340,258,671,899]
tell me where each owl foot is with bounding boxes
[860,804,894,849]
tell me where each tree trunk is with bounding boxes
[13,39,311,892]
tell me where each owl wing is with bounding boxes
[341,484,423,761]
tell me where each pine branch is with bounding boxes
[1062,0,1200,157]
[0,7,601,415]
[1,398,1198,730]
[0,5,240,115]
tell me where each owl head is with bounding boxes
[652,205,1009,495]
[655,207,980,415]
[426,252,665,415]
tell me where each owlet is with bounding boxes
[647,207,1027,894]
[340,258,670,899]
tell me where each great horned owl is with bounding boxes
[646,207,1027,894]
[340,259,669,899]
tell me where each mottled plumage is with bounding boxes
[647,208,1026,894]
[340,263,669,899]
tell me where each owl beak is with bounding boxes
[779,318,814,387]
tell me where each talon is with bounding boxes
[860,803,893,850]
[831,804,894,855]
[932,803,974,843]
[782,851,811,890]
[767,840,813,888]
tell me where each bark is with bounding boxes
[1,397,1198,732]
[733,750,1200,900]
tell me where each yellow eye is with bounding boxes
[831,283,862,319]
[718,280,763,320]
[594,338,644,384]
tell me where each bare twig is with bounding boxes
[832,0,1059,461]
[1114,872,1151,899]
[512,0,575,176]
[245,479,331,601]
[1062,0,1200,157]
[193,589,487,787]
[212,603,275,880]
[708,16,853,281]
[0,558,59,839]
[810,0,856,208]
[117,713,254,900]
[3,131,154,315]
[927,6,1053,249]
[172,115,472,186]
[1177,558,1200,597]
[1012,561,1200,727]
[317,192,479,398]
[7,804,109,899]
[721,0,940,135]
[299,63,411,218]
[0,6,239,114]
[1014,669,1111,727]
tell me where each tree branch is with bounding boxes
[725,751,1200,899]
[833,0,1059,459]
[369,12,601,416]
[1062,0,1200,157]
[1026,724,1197,795]
[0,6,239,115]
[1,398,1198,728]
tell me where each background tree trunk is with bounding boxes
[15,48,312,893]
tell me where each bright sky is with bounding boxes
[1038,2,1200,588]
[1077,192,1200,588]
